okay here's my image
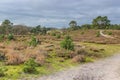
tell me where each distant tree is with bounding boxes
[0,19,13,34]
[109,24,120,30]
[36,25,41,33]
[31,25,41,34]
[1,19,13,27]
[69,20,79,30]
[31,25,48,35]
[81,24,92,29]
[92,16,110,29]
[41,27,47,35]
[69,20,77,27]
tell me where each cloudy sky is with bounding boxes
[0,0,119,28]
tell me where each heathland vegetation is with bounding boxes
[0,16,120,79]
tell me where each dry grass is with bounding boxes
[72,55,85,63]
[23,47,47,65]
[0,30,119,79]
[5,51,24,65]
[0,30,119,66]
[69,30,120,44]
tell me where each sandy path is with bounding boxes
[35,53,120,80]
[100,30,114,39]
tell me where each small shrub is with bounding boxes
[51,33,56,36]
[108,31,112,35]
[81,31,84,35]
[0,67,8,77]
[29,36,39,47]
[56,34,61,39]
[8,34,14,40]
[23,58,37,73]
[75,48,90,56]
[72,55,85,63]
[56,49,76,59]
[60,35,74,51]
[0,34,4,42]
[96,31,100,37]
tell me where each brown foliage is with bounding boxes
[25,51,46,65]
[72,55,85,63]
[75,48,88,55]
[35,55,45,66]
[5,52,24,65]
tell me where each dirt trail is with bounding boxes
[35,53,120,80]
[100,30,114,39]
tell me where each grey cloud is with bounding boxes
[0,0,120,27]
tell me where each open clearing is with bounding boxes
[0,30,120,80]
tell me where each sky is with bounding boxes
[0,0,120,28]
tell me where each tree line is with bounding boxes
[0,20,54,35]
[0,16,119,35]
[68,16,120,30]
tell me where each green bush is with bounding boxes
[29,36,39,47]
[96,31,100,37]
[23,58,38,73]
[56,34,61,39]
[0,67,8,77]
[81,31,84,35]
[60,35,74,51]
[108,31,112,35]
[0,34,4,42]
[8,34,14,40]
[51,32,56,36]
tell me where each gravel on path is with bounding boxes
[35,53,120,80]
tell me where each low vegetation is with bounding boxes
[0,16,119,79]
[7,34,14,40]
[0,34,4,42]
[0,37,119,79]
[96,31,100,37]
[0,67,8,77]
[56,34,61,39]
[23,58,38,73]
[60,35,74,50]
[29,36,40,47]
